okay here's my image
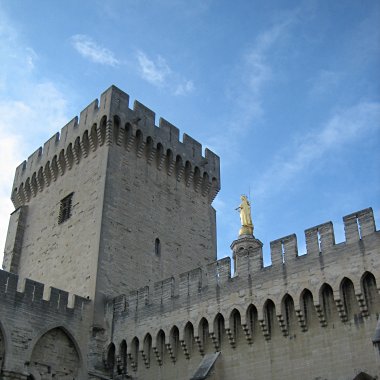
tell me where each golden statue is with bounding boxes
[236,195,254,236]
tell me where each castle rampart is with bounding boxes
[11,86,220,209]
[0,269,91,378]
[104,208,380,379]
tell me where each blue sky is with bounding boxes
[0,0,379,266]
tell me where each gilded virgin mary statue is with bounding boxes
[236,195,254,236]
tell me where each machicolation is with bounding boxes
[1,85,379,380]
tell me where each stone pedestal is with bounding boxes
[230,235,263,275]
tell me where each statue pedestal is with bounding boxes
[230,235,263,276]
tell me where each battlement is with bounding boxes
[0,269,89,314]
[11,85,220,207]
[113,207,379,318]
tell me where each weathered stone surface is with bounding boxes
[1,86,379,380]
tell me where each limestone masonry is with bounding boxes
[1,85,379,380]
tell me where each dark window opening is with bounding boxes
[155,238,161,256]
[58,193,73,224]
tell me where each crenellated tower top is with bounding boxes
[11,85,220,208]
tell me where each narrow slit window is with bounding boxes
[155,238,161,256]
[58,193,73,224]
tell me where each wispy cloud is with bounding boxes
[71,34,120,66]
[136,50,194,96]
[208,15,297,158]
[137,51,171,86]
[253,101,380,197]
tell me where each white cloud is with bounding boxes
[136,50,194,96]
[253,101,380,196]
[71,34,120,66]
[137,51,171,86]
[208,17,297,159]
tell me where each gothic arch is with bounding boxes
[281,294,297,335]
[300,289,318,330]
[184,321,195,356]
[319,283,339,323]
[361,271,380,314]
[198,317,210,353]
[340,277,360,320]
[28,326,81,379]
[229,308,243,346]
[213,313,225,350]
[263,299,278,338]
[246,304,259,341]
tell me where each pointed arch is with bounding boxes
[361,272,380,314]
[264,299,277,338]
[184,321,195,357]
[246,304,259,341]
[66,143,74,170]
[229,308,243,346]
[301,289,318,329]
[90,123,99,151]
[143,333,152,367]
[73,136,82,163]
[113,115,121,144]
[128,336,139,372]
[29,326,81,379]
[106,342,115,373]
[99,116,107,146]
[319,283,338,323]
[37,167,45,192]
[44,162,52,186]
[156,143,164,169]
[169,325,180,362]
[198,317,210,353]
[213,313,225,350]
[340,277,360,320]
[119,340,127,375]
[282,294,296,335]
[156,330,166,365]
[81,130,90,157]
[58,149,66,175]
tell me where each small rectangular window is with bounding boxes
[58,193,73,224]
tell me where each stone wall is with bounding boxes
[107,208,380,380]
[0,270,90,379]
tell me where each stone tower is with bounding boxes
[3,85,220,322]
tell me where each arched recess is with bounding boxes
[143,333,152,367]
[320,283,339,323]
[99,116,107,145]
[184,321,195,357]
[28,327,81,379]
[105,343,115,375]
[340,277,360,320]
[119,340,127,375]
[113,115,121,144]
[198,317,210,354]
[361,272,380,314]
[229,308,243,346]
[264,299,278,338]
[246,304,259,342]
[282,294,297,336]
[353,372,376,380]
[301,289,318,330]
[213,313,225,350]
[156,330,166,366]
[169,325,180,362]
